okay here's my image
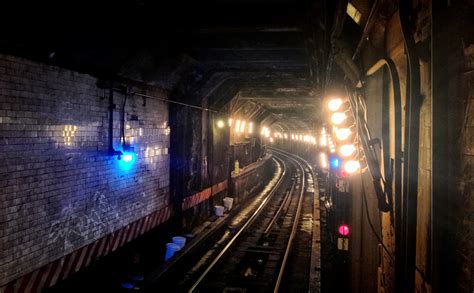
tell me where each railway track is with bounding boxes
[144,149,318,292]
[188,149,316,292]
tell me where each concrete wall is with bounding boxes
[231,154,273,205]
[0,54,170,288]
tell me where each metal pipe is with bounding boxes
[108,86,115,154]
[398,1,421,291]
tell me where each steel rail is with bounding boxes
[188,156,288,292]
[263,178,297,236]
[270,149,307,293]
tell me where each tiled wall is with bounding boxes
[0,54,170,287]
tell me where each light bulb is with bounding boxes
[344,160,361,174]
[331,112,347,125]
[328,98,343,112]
[340,144,356,157]
[320,152,328,168]
[335,127,352,140]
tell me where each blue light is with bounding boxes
[122,154,133,163]
[117,152,136,171]
[329,156,341,170]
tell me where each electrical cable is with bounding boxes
[361,176,427,279]
[361,177,394,262]
[121,90,128,147]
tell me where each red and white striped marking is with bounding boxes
[1,205,172,293]
[182,180,228,211]
[1,181,225,293]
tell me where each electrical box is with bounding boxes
[337,237,349,251]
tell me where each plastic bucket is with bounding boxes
[165,243,180,261]
[223,197,234,211]
[214,205,225,217]
[172,236,186,250]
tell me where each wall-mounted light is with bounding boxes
[235,120,241,132]
[320,152,328,169]
[331,112,347,125]
[240,121,246,133]
[216,120,225,128]
[328,98,343,112]
[334,127,352,141]
[122,153,134,163]
[344,160,360,174]
[117,151,136,171]
[339,144,356,157]
[338,224,350,236]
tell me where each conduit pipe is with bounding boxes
[398,1,422,291]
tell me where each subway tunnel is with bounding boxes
[0,0,473,292]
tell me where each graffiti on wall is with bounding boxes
[48,191,122,251]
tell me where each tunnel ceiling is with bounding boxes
[1,0,331,131]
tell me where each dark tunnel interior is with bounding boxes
[0,1,473,292]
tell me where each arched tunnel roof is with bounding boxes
[1,0,327,133]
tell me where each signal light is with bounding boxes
[338,224,350,236]
[329,156,341,170]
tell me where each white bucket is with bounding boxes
[214,205,225,217]
[172,236,186,250]
[165,243,180,261]
[223,197,234,211]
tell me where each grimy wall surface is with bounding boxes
[0,54,170,288]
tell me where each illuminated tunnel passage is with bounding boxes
[44,150,325,292]
[1,1,473,293]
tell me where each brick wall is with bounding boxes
[0,54,170,287]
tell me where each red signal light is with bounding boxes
[338,224,350,236]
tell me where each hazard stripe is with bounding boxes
[16,272,32,293]
[84,240,99,267]
[29,265,47,292]
[57,253,73,282]
[182,180,228,210]
[43,260,60,289]
[1,204,175,292]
